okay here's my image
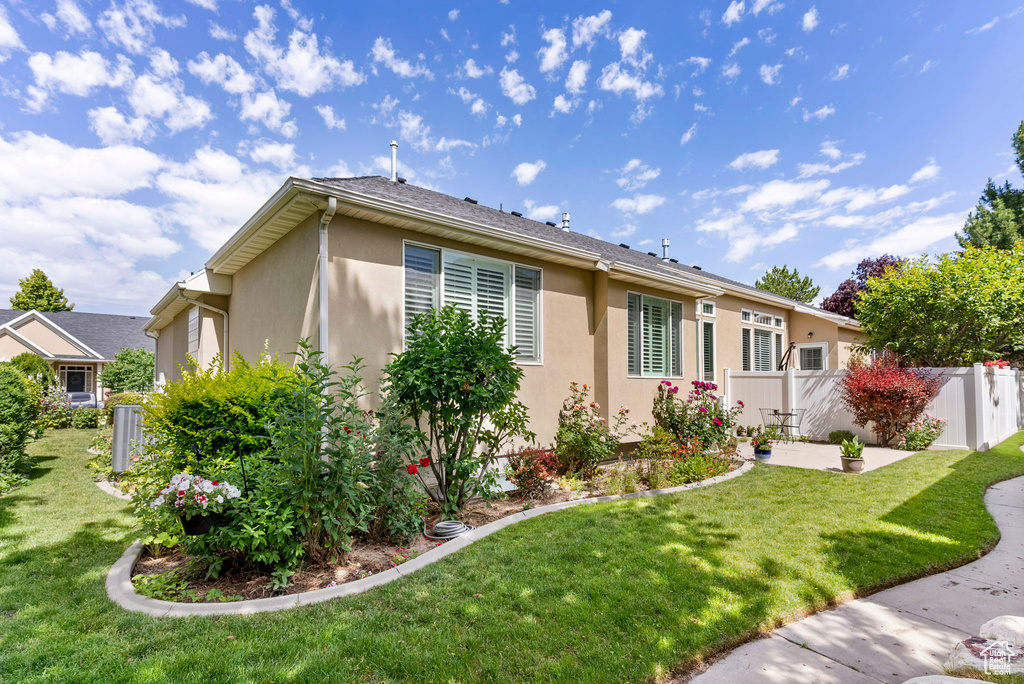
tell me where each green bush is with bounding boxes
[104,392,145,424]
[554,382,631,478]
[39,386,71,429]
[633,426,679,462]
[8,353,55,388]
[0,364,34,493]
[71,407,100,429]
[99,348,154,393]
[828,430,856,445]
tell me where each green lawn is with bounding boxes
[2,430,1022,684]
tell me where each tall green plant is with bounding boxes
[99,348,154,393]
[384,305,534,517]
[8,353,55,388]
[0,364,34,493]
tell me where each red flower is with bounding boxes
[343,426,352,434]
[419,457,430,468]
[211,481,219,486]
[406,464,418,475]
[177,490,186,496]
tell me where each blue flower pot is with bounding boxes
[754,448,772,462]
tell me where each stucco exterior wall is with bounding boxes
[713,293,790,373]
[12,319,85,356]
[0,332,33,360]
[155,307,191,382]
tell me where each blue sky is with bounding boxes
[0,0,1022,314]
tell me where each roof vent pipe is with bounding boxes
[389,140,398,182]
[562,211,570,232]
[662,238,670,261]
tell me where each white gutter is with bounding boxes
[318,197,337,366]
[178,289,230,370]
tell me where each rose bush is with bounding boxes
[895,415,946,451]
[652,380,742,450]
[554,382,631,478]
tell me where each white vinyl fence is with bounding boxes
[722,364,1024,451]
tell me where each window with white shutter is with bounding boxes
[797,343,828,370]
[754,329,772,372]
[702,320,715,381]
[187,306,200,358]
[774,333,783,371]
[742,328,752,371]
[670,301,683,377]
[627,293,641,376]
[513,266,541,363]
[404,245,440,330]
[627,292,683,377]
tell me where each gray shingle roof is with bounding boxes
[313,175,840,315]
[0,309,154,360]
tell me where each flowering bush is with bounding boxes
[149,473,242,519]
[840,351,945,446]
[983,359,1011,368]
[652,380,742,450]
[895,415,946,451]
[505,446,559,498]
[39,386,71,430]
[554,382,631,478]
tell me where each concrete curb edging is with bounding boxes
[106,461,756,617]
[95,479,132,501]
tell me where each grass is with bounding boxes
[2,430,1023,683]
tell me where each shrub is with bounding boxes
[895,415,946,451]
[505,446,558,499]
[104,392,145,424]
[99,348,154,393]
[71,407,100,429]
[652,380,743,450]
[633,425,679,462]
[667,453,731,485]
[39,386,71,429]
[22,377,44,439]
[0,364,34,493]
[9,353,55,388]
[840,350,945,446]
[554,382,631,478]
[604,465,639,495]
[828,430,856,445]
[384,305,534,517]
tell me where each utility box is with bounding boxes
[112,404,145,473]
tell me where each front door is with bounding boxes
[66,371,86,393]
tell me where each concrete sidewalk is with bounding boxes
[686,475,1024,683]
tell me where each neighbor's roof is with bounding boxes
[0,309,153,360]
[313,176,854,324]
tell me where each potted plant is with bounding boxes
[839,436,865,473]
[750,431,774,461]
[150,472,242,535]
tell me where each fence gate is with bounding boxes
[111,404,145,473]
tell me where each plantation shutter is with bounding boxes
[442,255,475,315]
[800,346,824,370]
[775,334,783,370]
[754,329,772,371]
[627,293,641,375]
[475,263,508,320]
[642,297,669,376]
[513,266,541,362]
[742,328,752,371]
[404,245,440,331]
[702,321,715,381]
[670,301,683,377]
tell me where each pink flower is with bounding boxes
[697,406,708,413]
[668,386,679,394]
[712,418,722,426]
[661,380,672,386]
[737,400,744,407]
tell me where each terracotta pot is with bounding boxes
[841,456,864,473]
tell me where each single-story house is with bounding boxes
[0,309,154,395]
[147,156,860,443]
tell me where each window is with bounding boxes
[187,306,200,358]
[774,333,783,371]
[774,317,784,329]
[627,292,683,377]
[754,329,773,372]
[797,342,828,370]
[754,312,773,326]
[701,301,716,317]
[741,309,751,322]
[701,320,715,381]
[58,365,93,393]
[402,243,542,363]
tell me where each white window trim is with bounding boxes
[187,305,201,359]
[700,300,716,317]
[59,364,94,393]
[741,326,753,371]
[700,318,717,383]
[401,240,544,365]
[627,290,684,379]
[795,341,830,370]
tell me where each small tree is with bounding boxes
[8,352,55,387]
[755,265,820,303]
[9,269,74,312]
[957,121,1024,249]
[99,348,155,393]
[839,351,945,447]
[821,255,904,318]
[384,305,534,517]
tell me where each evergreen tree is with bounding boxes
[9,270,74,312]
[754,265,820,303]
[957,121,1024,249]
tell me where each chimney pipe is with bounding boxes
[389,140,398,182]
[562,211,570,232]
[662,238,670,261]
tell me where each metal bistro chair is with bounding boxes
[758,408,806,443]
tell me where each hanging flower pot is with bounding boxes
[180,513,216,536]
[149,473,242,536]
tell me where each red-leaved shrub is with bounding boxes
[505,446,559,499]
[840,351,945,446]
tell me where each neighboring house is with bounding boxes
[146,166,859,443]
[0,309,154,395]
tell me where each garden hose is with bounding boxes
[424,520,476,540]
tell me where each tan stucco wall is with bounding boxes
[837,327,861,368]
[713,294,789,373]
[0,332,33,360]
[788,312,862,369]
[155,306,191,382]
[13,318,86,357]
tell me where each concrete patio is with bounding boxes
[742,440,917,473]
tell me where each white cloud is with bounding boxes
[186,0,218,9]
[618,28,652,68]
[680,123,697,145]
[25,50,132,110]
[817,213,963,270]
[126,55,214,134]
[246,140,300,171]
[244,5,364,96]
[315,104,345,130]
[596,63,663,101]
[449,86,488,116]
[552,94,579,114]
[612,223,637,238]
[565,60,590,94]
[501,25,516,46]
[802,104,836,121]
[88,106,150,145]
[796,153,865,178]
[751,0,784,15]
[505,49,519,63]
[239,89,298,137]
[909,159,941,183]
[820,140,842,160]
[371,36,434,79]
[537,27,569,73]
[759,63,782,85]
[43,0,92,36]
[729,37,750,57]
[818,184,910,211]
[523,199,559,221]
[722,1,745,26]
[499,67,536,105]
[611,193,666,214]
[694,103,710,113]
[463,58,492,78]
[920,60,936,73]
[758,27,777,44]
[572,10,612,49]
[729,149,780,170]
[435,137,475,152]
[967,16,999,34]
[740,179,830,212]
[684,56,711,75]
[209,21,236,40]
[831,64,850,80]
[188,52,256,94]
[616,159,661,191]
[97,0,186,55]
[722,62,741,79]
[802,6,819,32]
[693,211,798,262]
[512,159,546,186]
[448,8,459,21]
[396,110,433,151]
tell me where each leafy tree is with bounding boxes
[99,348,155,393]
[856,245,1024,366]
[821,255,904,318]
[9,269,74,312]
[755,265,820,303]
[957,121,1024,249]
[8,352,55,387]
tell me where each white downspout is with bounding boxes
[144,330,160,389]
[318,197,338,367]
[178,290,229,370]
